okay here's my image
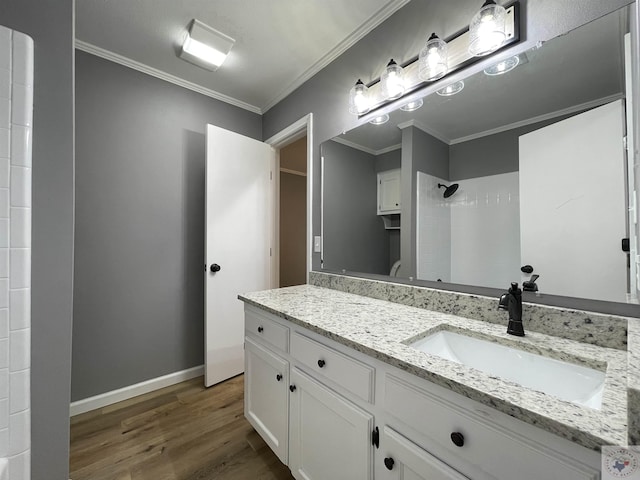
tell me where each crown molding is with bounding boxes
[75,40,262,114]
[331,136,401,156]
[397,119,451,145]
[449,94,624,145]
[261,0,411,113]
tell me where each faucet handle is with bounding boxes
[523,275,539,292]
[498,292,509,310]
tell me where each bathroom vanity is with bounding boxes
[239,274,631,480]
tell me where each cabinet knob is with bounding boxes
[317,359,325,368]
[210,263,221,273]
[384,457,395,470]
[257,326,264,333]
[450,432,465,447]
[289,384,296,392]
[276,374,282,382]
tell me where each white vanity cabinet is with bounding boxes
[289,367,374,479]
[244,308,290,464]
[377,169,401,214]
[243,305,601,480]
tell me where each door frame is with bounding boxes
[265,113,314,285]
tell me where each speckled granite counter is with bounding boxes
[629,321,640,445]
[239,284,629,451]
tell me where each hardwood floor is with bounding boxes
[69,375,295,480]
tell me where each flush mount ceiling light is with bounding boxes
[437,80,465,96]
[468,0,507,57]
[484,54,520,75]
[418,33,448,81]
[349,79,371,115]
[179,19,235,71]
[381,59,406,100]
[400,98,424,112]
[369,114,390,125]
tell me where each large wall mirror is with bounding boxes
[320,5,639,313]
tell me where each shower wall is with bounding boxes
[0,26,33,480]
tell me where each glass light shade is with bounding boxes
[400,98,424,112]
[437,80,465,96]
[484,55,520,75]
[349,79,370,115]
[468,1,507,57]
[418,33,448,81]
[369,114,390,125]
[381,59,405,100]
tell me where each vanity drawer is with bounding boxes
[384,374,598,480]
[245,306,289,353]
[290,332,374,403]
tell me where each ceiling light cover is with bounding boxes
[180,19,235,71]
[381,59,405,100]
[419,33,448,81]
[400,98,424,112]
[437,80,465,96]
[349,79,371,115]
[468,0,507,57]
[484,54,520,75]
[369,114,390,125]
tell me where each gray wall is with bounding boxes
[280,172,307,287]
[0,1,75,479]
[73,51,262,400]
[450,113,582,180]
[375,148,401,172]
[262,0,634,275]
[322,141,389,274]
[400,127,449,278]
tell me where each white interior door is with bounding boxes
[519,100,627,303]
[205,124,275,387]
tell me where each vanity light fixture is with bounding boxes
[418,33,448,81]
[381,59,406,100]
[179,19,235,71]
[349,79,371,115]
[437,80,465,96]
[468,0,507,57]
[369,114,390,125]
[400,98,424,112]
[484,54,520,75]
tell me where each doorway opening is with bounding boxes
[266,113,314,289]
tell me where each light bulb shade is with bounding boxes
[484,54,520,75]
[349,79,371,115]
[179,19,235,71]
[468,1,507,57]
[381,59,405,100]
[437,80,465,96]
[369,114,390,125]
[418,33,448,81]
[400,98,423,112]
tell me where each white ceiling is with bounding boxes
[75,0,410,114]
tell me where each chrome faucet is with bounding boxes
[498,282,525,336]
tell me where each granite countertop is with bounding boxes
[239,284,628,451]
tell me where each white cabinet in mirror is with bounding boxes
[320,5,639,311]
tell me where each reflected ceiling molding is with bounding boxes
[449,93,623,145]
[331,136,401,156]
[397,119,451,145]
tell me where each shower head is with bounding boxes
[438,183,459,198]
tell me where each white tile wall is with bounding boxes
[0,25,32,480]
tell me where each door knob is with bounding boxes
[210,263,221,273]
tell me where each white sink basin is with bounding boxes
[409,330,605,409]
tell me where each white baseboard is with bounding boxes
[70,365,204,417]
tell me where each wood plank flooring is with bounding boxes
[69,375,295,480]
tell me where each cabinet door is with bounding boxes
[244,337,289,464]
[378,169,401,214]
[289,367,374,480]
[377,427,469,480]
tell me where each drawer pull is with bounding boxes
[289,384,296,392]
[384,457,395,470]
[317,359,326,368]
[276,374,282,382]
[451,432,465,447]
[257,326,264,333]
